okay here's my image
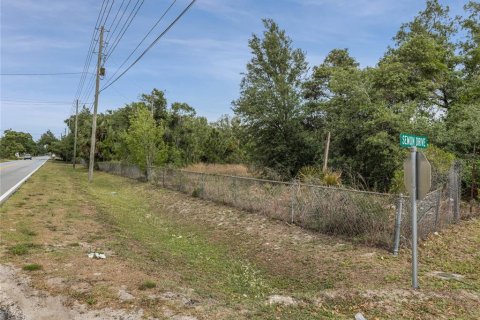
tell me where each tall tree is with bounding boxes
[375,0,461,113]
[305,49,409,190]
[141,88,168,123]
[124,105,167,180]
[233,19,310,177]
[37,130,58,154]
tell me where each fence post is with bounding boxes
[291,181,296,224]
[201,172,206,198]
[162,167,166,188]
[393,194,403,256]
[434,188,442,229]
[453,161,461,222]
[232,176,237,206]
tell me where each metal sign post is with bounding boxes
[400,133,430,289]
[411,146,418,289]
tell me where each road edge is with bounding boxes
[0,160,48,205]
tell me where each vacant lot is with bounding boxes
[0,162,479,319]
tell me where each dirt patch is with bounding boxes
[0,264,144,320]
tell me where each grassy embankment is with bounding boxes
[0,162,479,319]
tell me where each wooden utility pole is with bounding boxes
[150,95,154,117]
[88,26,104,182]
[73,99,79,168]
[323,131,331,172]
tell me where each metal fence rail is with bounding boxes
[97,162,467,251]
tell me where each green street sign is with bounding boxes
[400,133,428,148]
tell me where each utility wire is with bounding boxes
[80,0,142,105]
[75,0,113,101]
[108,0,126,30]
[75,0,115,107]
[1,99,74,104]
[104,0,145,62]
[1,72,84,76]
[104,0,128,45]
[102,0,115,27]
[104,0,177,85]
[101,0,197,92]
[74,0,108,100]
[104,0,142,59]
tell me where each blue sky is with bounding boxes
[0,0,469,139]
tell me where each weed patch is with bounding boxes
[138,280,156,290]
[8,243,39,255]
[22,263,42,271]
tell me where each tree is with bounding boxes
[37,130,58,154]
[141,88,168,123]
[304,49,410,190]
[374,0,461,113]
[124,105,167,180]
[233,19,311,177]
[0,129,37,158]
[459,1,480,104]
[202,115,245,164]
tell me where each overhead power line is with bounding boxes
[74,0,108,101]
[101,0,197,92]
[103,0,177,85]
[1,72,84,76]
[104,0,145,62]
[104,0,132,47]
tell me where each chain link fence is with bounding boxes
[97,161,469,251]
[398,160,462,247]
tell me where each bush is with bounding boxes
[297,166,342,186]
[305,190,393,247]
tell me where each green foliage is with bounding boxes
[323,171,342,186]
[138,280,156,290]
[233,19,312,177]
[8,243,38,255]
[297,166,342,186]
[424,145,456,175]
[37,130,58,154]
[0,129,37,158]
[124,105,167,179]
[390,146,456,193]
[42,2,478,194]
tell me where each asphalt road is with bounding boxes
[0,157,49,203]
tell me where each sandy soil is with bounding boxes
[0,264,146,320]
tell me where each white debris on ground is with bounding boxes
[428,271,465,281]
[118,288,135,301]
[170,316,198,320]
[355,312,368,320]
[87,252,106,259]
[266,295,297,306]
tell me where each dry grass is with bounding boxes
[1,162,479,319]
[183,162,253,177]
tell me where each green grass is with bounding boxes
[138,280,157,290]
[8,243,39,255]
[19,226,37,236]
[1,162,479,320]
[22,263,42,271]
